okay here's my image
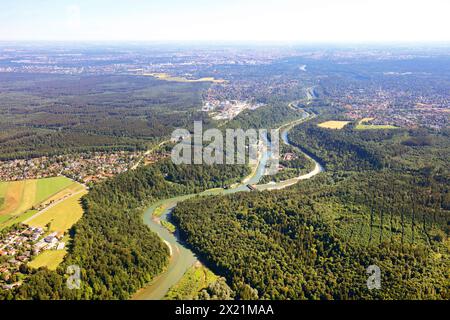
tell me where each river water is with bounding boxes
[132,110,323,300]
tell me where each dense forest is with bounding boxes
[0,129,147,160]
[158,161,249,190]
[0,162,248,300]
[1,43,449,303]
[1,67,448,300]
[0,73,307,160]
[171,121,449,300]
[172,176,449,299]
[226,104,301,131]
[0,74,211,159]
[288,121,384,171]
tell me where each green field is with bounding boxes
[0,183,6,208]
[0,176,78,230]
[0,182,7,199]
[25,186,87,271]
[35,177,74,204]
[0,209,37,229]
[0,214,10,224]
[28,250,67,271]
[26,188,87,270]
[355,118,398,130]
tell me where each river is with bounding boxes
[132,109,324,300]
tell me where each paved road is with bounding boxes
[23,189,87,225]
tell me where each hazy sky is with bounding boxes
[1,0,449,42]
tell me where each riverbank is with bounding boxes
[132,108,324,300]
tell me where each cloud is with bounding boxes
[66,4,81,30]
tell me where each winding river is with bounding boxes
[132,109,324,300]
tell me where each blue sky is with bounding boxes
[1,0,449,42]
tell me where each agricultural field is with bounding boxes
[318,120,351,129]
[37,181,85,209]
[0,180,35,217]
[355,118,398,130]
[35,178,77,204]
[0,210,37,230]
[26,189,87,233]
[0,176,76,229]
[165,263,219,300]
[26,189,87,270]
[0,182,7,202]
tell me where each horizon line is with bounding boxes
[1,39,450,45]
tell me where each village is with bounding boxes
[0,151,143,185]
[0,225,65,290]
[0,144,174,291]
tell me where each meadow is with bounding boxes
[0,177,73,214]
[0,176,75,229]
[355,118,398,130]
[26,189,87,233]
[26,189,87,270]
[27,250,67,271]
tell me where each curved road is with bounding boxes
[132,108,324,300]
